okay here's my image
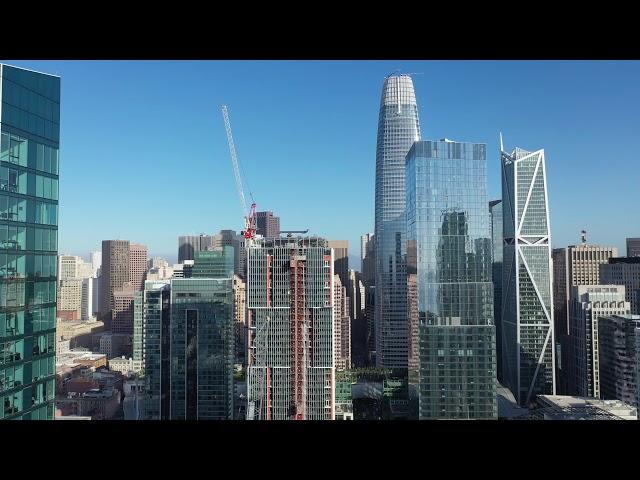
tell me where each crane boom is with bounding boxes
[221,105,256,239]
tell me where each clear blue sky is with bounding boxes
[3,60,639,266]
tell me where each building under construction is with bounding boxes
[246,236,335,420]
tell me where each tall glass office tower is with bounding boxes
[501,145,555,406]
[407,140,497,419]
[489,200,503,382]
[0,65,60,420]
[374,74,421,368]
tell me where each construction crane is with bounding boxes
[221,105,257,241]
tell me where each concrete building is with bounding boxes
[374,74,421,369]
[328,240,349,290]
[58,278,83,320]
[128,243,147,291]
[568,285,630,398]
[58,255,82,281]
[333,274,351,371]
[112,282,135,334]
[100,240,130,326]
[406,139,497,419]
[501,144,555,406]
[108,356,137,376]
[246,236,335,420]
[91,251,101,276]
[627,238,640,258]
[255,211,280,238]
[601,257,640,314]
[598,314,640,408]
[81,277,96,322]
[532,395,637,420]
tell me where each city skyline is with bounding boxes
[1,60,638,262]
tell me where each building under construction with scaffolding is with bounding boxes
[246,236,335,420]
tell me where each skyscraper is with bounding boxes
[600,257,640,314]
[598,314,640,408]
[568,285,629,398]
[626,238,640,258]
[328,240,349,289]
[406,140,497,419]
[0,64,60,420]
[255,211,280,238]
[489,200,503,382]
[333,274,351,371]
[246,236,334,420]
[128,243,148,291]
[100,240,130,326]
[360,233,375,287]
[374,74,421,369]
[501,144,555,405]
[178,235,200,263]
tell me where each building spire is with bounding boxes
[499,131,504,152]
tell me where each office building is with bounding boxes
[374,74,421,369]
[246,236,334,420]
[501,144,555,405]
[212,229,247,279]
[91,251,101,276]
[328,240,349,289]
[147,256,168,270]
[627,238,640,258]
[58,279,83,320]
[600,257,640,314]
[568,285,629,398]
[128,243,147,291]
[360,233,374,284]
[552,244,617,339]
[81,277,96,322]
[489,199,503,381]
[347,269,367,367]
[192,247,234,279]
[255,211,280,238]
[112,283,135,335]
[598,314,640,408]
[100,240,130,326]
[58,255,82,280]
[178,235,199,263]
[406,139,497,419]
[170,278,234,420]
[0,64,60,419]
[135,280,171,420]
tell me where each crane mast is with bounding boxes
[221,105,256,241]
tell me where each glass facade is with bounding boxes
[0,65,60,420]
[170,278,234,420]
[374,74,421,369]
[501,146,555,405]
[406,140,497,419]
[489,199,503,382]
[192,247,234,279]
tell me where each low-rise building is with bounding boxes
[531,395,637,420]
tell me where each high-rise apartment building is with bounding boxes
[374,74,421,369]
[598,314,640,408]
[626,238,640,258]
[600,257,640,314]
[489,200,503,382]
[246,236,334,420]
[501,144,555,405]
[0,64,60,420]
[100,240,130,326]
[255,211,280,238]
[568,285,629,398]
[406,140,497,419]
[128,243,147,291]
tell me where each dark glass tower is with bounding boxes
[0,65,60,420]
[406,140,497,419]
[374,74,421,369]
[489,200,503,382]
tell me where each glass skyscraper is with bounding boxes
[406,140,497,419]
[501,145,555,406]
[374,74,421,369]
[489,199,503,382]
[0,65,60,420]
